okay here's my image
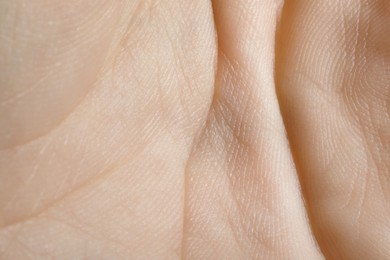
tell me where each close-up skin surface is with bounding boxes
[0,0,389,259]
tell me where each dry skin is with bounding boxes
[0,0,389,259]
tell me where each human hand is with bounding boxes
[0,1,389,259]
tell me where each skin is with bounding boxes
[0,0,388,259]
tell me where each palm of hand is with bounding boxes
[0,1,389,259]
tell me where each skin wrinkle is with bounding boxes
[340,0,390,203]
[180,38,218,260]
[0,0,215,237]
[274,0,329,257]
[161,8,219,254]
[179,71,216,260]
[0,2,124,150]
[182,0,323,258]
[1,73,49,107]
[276,0,390,258]
[0,133,155,231]
[1,1,169,151]
[104,2,148,80]
[1,92,172,228]
[0,81,187,229]
[180,1,219,256]
[0,74,100,151]
[1,0,389,258]
[1,137,56,217]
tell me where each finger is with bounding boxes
[277,0,390,258]
[183,0,323,258]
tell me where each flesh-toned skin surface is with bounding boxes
[0,0,389,259]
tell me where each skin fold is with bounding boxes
[0,0,388,259]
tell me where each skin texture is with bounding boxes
[0,0,388,259]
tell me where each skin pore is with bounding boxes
[0,0,389,259]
